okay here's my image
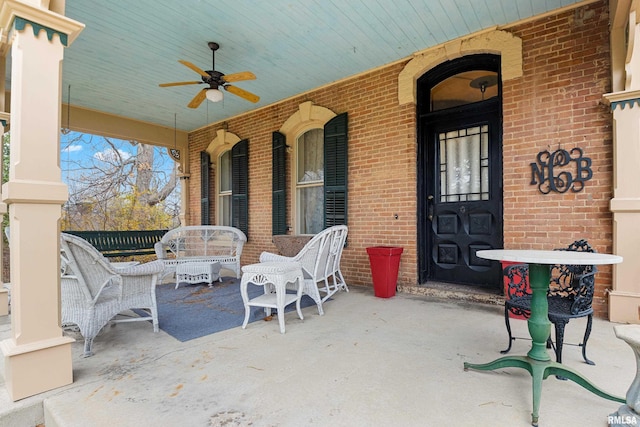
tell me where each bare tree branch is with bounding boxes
[61,133,179,231]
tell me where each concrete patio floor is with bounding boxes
[0,284,635,427]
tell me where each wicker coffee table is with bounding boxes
[175,261,221,289]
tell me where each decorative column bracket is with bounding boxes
[610,97,640,111]
[0,111,9,127]
[13,16,67,45]
[169,148,180,161]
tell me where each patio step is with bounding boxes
[0,400,44,426]
[399,282,505,306]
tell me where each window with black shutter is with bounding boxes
[272,132,287,235]
[231,139,249,238]
[200,151,210,225]
[324,113,348,227]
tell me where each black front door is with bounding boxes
[417,55,503,288]
[423,104,502,286]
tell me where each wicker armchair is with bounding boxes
[61,233,164,357]
[501,239,598,365]
[259,225,349,315]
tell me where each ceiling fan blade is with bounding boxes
[178,60,209,78]
[224,85,260,103]
[187,89,207,108]
[221,71,256,83]
[159,81,202,87]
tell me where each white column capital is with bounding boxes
[603,89,640,110]
[0,0,83,47]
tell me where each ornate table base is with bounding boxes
[464,355,624,426]
[464,262,624,426]
[608,325,640,427]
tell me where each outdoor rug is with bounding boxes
[152,278,317,342]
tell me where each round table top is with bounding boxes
[476,249,623,265]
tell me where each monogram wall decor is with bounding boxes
[530,147,592,194]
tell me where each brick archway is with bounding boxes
[398,29,522,105]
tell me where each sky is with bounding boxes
[61,131,134,174]
[60,131,174,182]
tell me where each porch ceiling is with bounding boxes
[56,0,586,133]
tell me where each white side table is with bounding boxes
[240,261,304,334]
[175,261,221,289]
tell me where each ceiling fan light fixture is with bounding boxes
[206,88,224,102]
[159,42,258,108]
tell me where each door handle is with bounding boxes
[427,195,434,221]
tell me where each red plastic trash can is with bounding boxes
[366,246,403,298]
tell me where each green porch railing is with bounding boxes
[63,230,168,258]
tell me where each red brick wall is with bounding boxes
[188,0,613,317]
[502,1,612,316]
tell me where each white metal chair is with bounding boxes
[259,225,349,315]
[60,233,164,357]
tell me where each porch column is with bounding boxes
[178,173,190,226]
[605,1,640,324]
[0,0,83,400]
[604,92,640,324]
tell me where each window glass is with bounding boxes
[438,125,489,202]
[220,150,231,192]
[297,129,324,183]
[218,150,232,226]
[296,129,324,234]
[298,186,324,234]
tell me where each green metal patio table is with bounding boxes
[464,249,624,426]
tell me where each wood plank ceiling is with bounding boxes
[55,0,585,132]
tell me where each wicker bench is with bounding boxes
[154,226,247,280]
[63,230,168,258]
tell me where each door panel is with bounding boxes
[429,197,498,284]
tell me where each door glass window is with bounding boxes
[438,125,489,202]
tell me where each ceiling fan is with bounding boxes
[159,42,260,108]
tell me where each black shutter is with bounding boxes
[232,139,249,238]
[272,132,287,235]
[324,113,348,227]
[200,151,210,225]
